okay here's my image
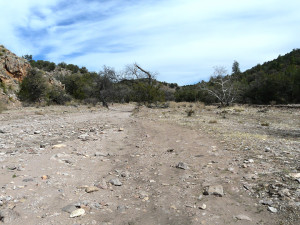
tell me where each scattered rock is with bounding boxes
[288,173,300,179]
[78,134,89,141]
[70,208,85,218]
[41,175,49,180]
[0,209,20,223]
[34,130,41,134]
[278,188,291,197]
[235,214,252,221]
[265,147,271,152]
[118,128,124,132]
[22,178,34,182]
[259,199,273,206]
[243,174,259,181]
[62,204,77,213]
[204,185,224,197]
[244,159,254,164]
[95,179,108,189]
[120,171,130,178]
[7,166,17,170]
[109,178,122,186]
[199,204,206,210]
[52,144,67,149]
[94,152,108,157]
[176,162,189,170]
[268,206,278,213]
[85,186,100,193]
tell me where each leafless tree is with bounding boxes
[201,66,238,106]
[123,63,157,85]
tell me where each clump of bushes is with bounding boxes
[18,68,70,105]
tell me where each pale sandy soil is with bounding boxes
[0,103,299,225]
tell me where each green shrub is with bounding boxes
[18,68,49,102]
[18,68,70,105]
[47,86,71,105]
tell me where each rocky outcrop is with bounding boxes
[0,45,30,93]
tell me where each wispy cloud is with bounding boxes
[1,0,299,84]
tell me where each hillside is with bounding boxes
[1,45,300,107]
[177,49,300,104]
[240,49,300,104]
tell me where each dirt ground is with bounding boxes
[0,103,299,225]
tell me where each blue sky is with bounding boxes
[0,0,299,85]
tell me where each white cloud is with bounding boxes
[0,0,299,84]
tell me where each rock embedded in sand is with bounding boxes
[235,214,252,221]
[176,162,189,170]
[85,186,100,193]
[109,178,122,186]
[204,185,224,197]
[69,208,85,218]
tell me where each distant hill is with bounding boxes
[176,49,300,104]
[239,49,300,104]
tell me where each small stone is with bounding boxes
[78,134,89,141]
[199,204,206,210]
[85,186,100,193]
[235,214,252,221]
[109,178,122,186]
[278,188,291,197]
[244,159,254,163]
[176,162,189,170]
[121,171,130,178]
[62,204,77,213]
[22,178,34,182]
[40,144,46,148]
[243,174,259,181]
[265,147,271,152]
[0,209,20,223]
[198,194,203,200]
[118,128,124,131]
[95,179,108,189]
[41,175,49,180]
[34,130,41,134]
[289,173,300,179]
[259,199,273,206]
[7,166,17,170]
[52,144,67,149]
[268,206,278,213]
[94,152,108,157]
[204,185,224,197]
[70,208,85,218]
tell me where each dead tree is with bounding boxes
[201,66,238,106]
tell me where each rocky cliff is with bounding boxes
[0,45,30,91]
